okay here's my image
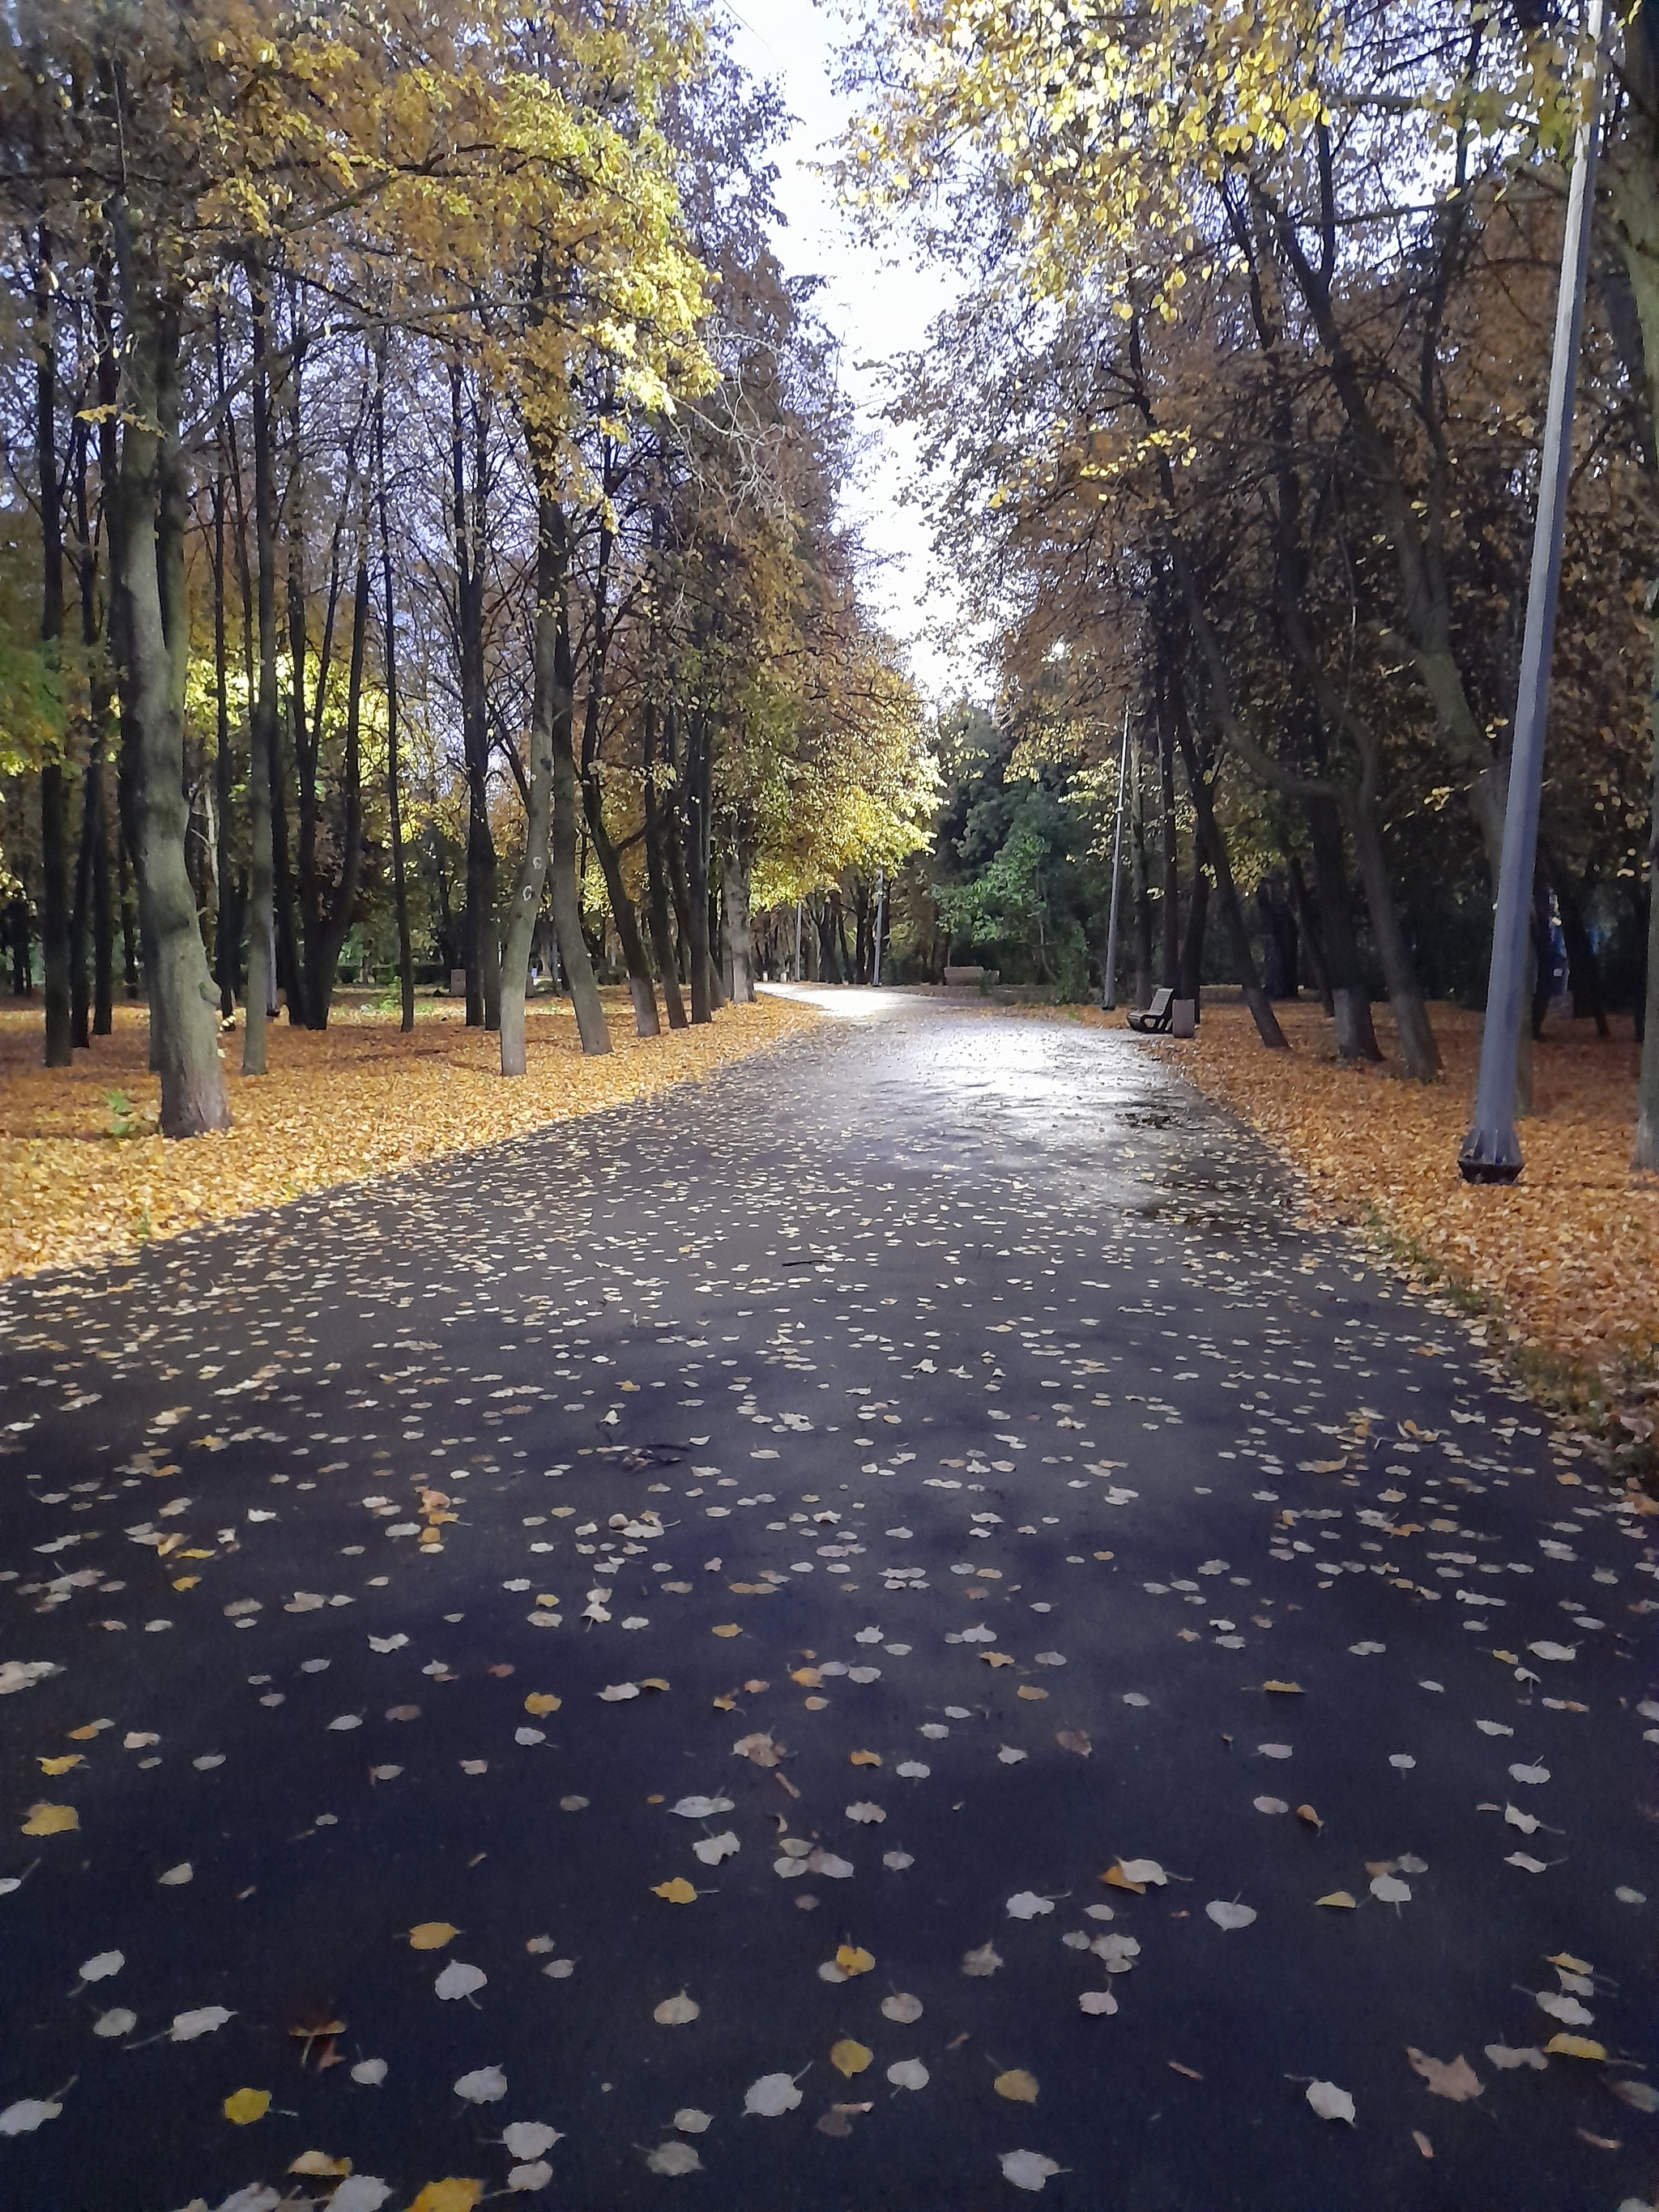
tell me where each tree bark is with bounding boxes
[109,264,229,1136]
[500,491,560,1076]
[545,507,608,1055]
[451,364,498,1029]
[377,340,414,1034]
[642,705,688,1027]
[722,846,755,1003]
[243,270,279,1077]
[1306,795,1380,1059]
[36,217,71,1068]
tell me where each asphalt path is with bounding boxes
[0,989,1653,2212]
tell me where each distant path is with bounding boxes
[0,988,1650,2210]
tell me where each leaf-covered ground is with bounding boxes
[0,995,1651,2210]
[1118,999,1656,1383]
[0,993,814,1285]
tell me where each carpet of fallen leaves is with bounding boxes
[0,990,815,1284]
[1133,997,1656,1378]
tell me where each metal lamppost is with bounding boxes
[1460,0,1609,1182]
[1102,700,1132,1009]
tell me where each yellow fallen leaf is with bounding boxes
[834,1945,875,1976]
[640,1677,669,1693]
[830,2039,872,2078]
[1296,1804,1323,1831]
[22,1801,78,1836]
[1102,1865,1144,1894]
[223,2087,271,2125]
[1262,1681,1303,1695]
[790,1667,822,1686]
[407,2184,482,2212]
[994,2069,1039,2103]
[288,2151,352,2176]
[522,1694,561,1715]
[712,1694,736,1711]
[711,1624,742,1639]
[1546,1952,1592,1975]
[849,1750,882,1767]
[171,1575,200,1590]
[653,1878,697,1904]
[536,1594,558,1608]
[1316,1891,1356,1909]
[1492,1648,1518,1664]
[38,1754,83,1776]
[980,1652,1014,1669]
[66,1722,104,1741]
[1544,2034,1607,2061]
[407,1922,458,1950]
[1015,1686,1048,1701]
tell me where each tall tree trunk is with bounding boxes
[1344,782,1442,1082]
[92,747,113,1034]
[109,266,229,1135]
[70,416,101,1051]
[1285,851,1333,1016]
[377,341,414,1034]
[684,713,715,1023]
[722,847,755,1003]
[243,269,279,1077]
[210,461,236,1016]
[1175,850,1209,1007]
[1306,795,1380,1061]
[1156,679,1180,991]
[501,492,561,1076]
[36,217,71,1068]
[578,471,657,1038]
[642,705,688,1028]
[309,510,370,1028]
[451,364,498,1029]
[1606,8,1659,1161]
[1170,705,1286,1051]
[1129,724,1154,1008]
[545,507,608,1056]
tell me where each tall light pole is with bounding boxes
[1102,699,1132,1010]
[1460,0,1609,1182]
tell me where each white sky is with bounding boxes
[716,0,969,702]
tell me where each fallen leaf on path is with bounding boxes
[999,2150,1060,2191]
[652,1878,697,1904]
[223,2088,271,2125]
[994,2069,1039,2103]
[1306,2080,1355,2124]
[744,2073,802,2116]
[830,2039,872,2078]
[1405,2049,1482,2102]
[409,1923,458,1950]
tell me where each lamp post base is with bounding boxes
[1458,1125,1525,1184]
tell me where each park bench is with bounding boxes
[1126,987,1175,1034]
[943,965,999,986]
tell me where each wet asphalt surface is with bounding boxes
[0,988,1654,2212]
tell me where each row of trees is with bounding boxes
[850,0,1659,1165]
[0,0,932,1133]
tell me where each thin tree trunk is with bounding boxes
[211,462,235,1016]
[642,705,688,1028]
[545,506,608,1055]
[501,492,561,1076]
[376,339,414,1034]
[1636,696,1659,1166]
[1175,850,1209,1008]
[722,847,755,1003]
[36,216,71,1067]
[684,714,715,1022]
[1169,703,1286,1051]
[309,508,370,1027]
[1345,781,1442,1082]
[1306,795,1380,1060]
[92,747,113,1034]
[1157,680,1180,991]
[109,266,229,1135]
[1128,721,1154,1007]
[244,270,279,1076]
[1286,851,1333,1016]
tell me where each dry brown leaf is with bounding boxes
[1405,2048,1483,2103]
